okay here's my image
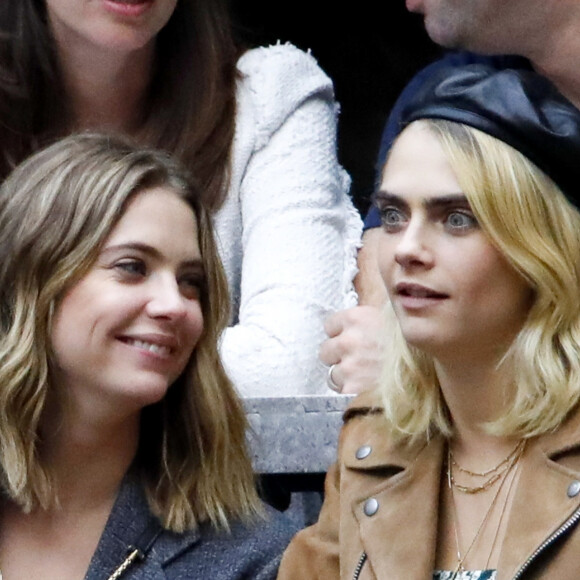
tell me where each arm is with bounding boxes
[318,229,389,395]
[277,395,383,579]
[219,45,362,397]
[355,228,388,306]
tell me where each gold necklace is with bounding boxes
[449,440,525,494]
[448,455,508,575]
[447,440,526,576]
[450,440,525,477]
[485,458,521,569]
[0,552,138,580]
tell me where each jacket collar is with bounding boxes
[85,477,200,580]
[343,394,580,579]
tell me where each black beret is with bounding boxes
[399,64,580,207]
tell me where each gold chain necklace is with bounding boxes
[0,549,140,580]
[0,520,160,580]
[447,440,526,577]
[485,457,521,570]
[449,440,525,494]
[450,440,525,477]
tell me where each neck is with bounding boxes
[434,351,516,454]
[55,40,154,134]
[522,10,580,108]
[40,400,140,511]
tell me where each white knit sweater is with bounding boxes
[214,43,362,397]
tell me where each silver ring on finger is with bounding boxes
[327,364,342,393]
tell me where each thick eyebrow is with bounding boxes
[373,191,408,210]
[424,194,470,211]
[100,242,204,269]
[374,190,470,211]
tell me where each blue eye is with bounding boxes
[380,207,406,232]
[445,211,478,231]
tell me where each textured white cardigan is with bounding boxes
[214,43,362,397]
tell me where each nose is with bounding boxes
[146,274,188,320]
[394,219,434,269]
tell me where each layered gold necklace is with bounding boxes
[448,440,526,494]
[447,439,526,577]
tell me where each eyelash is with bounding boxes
[444,210,478,232]
[178,274,205,300]
[379,207,406,232]
[114,260,205,300]
[115,259,146,277]
[378,207,478,234]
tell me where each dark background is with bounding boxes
[231,1,442,215]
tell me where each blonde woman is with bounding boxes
[0,134,295,579]
[278,66,580,579]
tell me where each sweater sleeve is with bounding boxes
[219,44,362,397]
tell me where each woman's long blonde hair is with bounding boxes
[381,119,580,442]
[0,133,260,532]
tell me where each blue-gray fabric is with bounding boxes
[84,477,298,579]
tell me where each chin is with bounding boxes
[119,378,173,409]
[424,26,459,49]
[423,13,467,49]
[400,325,456,357]
[400,328,436,352]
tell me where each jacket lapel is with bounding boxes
[497,416,580,579]
[340,396,580,579]
[342,417,445,580]
[84,477,200,580]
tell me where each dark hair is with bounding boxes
[0,0,241,210]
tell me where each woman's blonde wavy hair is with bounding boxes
[0,133,260,532]
[380,119,580,442]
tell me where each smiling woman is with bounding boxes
[45,0,178,53]
[51,187,205,416]
[0,134,295,579]
[0,0,361,397]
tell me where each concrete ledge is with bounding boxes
[244,394,355,474]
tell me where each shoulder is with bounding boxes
[160,505,298,578]
[343,390,385,425]
[199,504,298,554]
[235,44,335,148]
[338,391,435,473]
[339,391,391,462]
[537,402,580,463]
[98,480,296,579]
[236,42,333,100]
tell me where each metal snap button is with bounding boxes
[363,498,379,517]
[567,480,580,498]
[355,445,372,460]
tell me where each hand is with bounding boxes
[319,305,387,394]
[354,229,388,307]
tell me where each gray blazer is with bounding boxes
[84,478,297,579]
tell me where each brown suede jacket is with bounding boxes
[278,391,580,580]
